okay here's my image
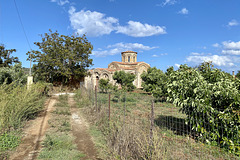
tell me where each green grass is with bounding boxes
[38,134,85,160]
[53,108,71,115]
[38,94,85,160]
[0,131,21,151]
[89,126,108,159]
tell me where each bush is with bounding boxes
[141,67,168,99]
[0,63,27,85]
[167,63,240,155]
[113,71,136,91]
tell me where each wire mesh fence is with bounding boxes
[76,85,239,159]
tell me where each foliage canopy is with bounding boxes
[27,30,93,85]
[141,62,240,155]
[0,44,19,68]
[113,71,136,91]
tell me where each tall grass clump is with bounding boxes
[0,82,48,133]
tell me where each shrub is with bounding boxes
[0,63,27,85]
[113,71,136,91]
[167,64,240,155]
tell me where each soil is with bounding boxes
[10,97,57,160]
[9,94,99,160]
[69,95,98,160]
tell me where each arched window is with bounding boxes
[128,56,130,62]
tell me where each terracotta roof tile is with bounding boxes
[121,51,137,54]
[111,61,140,65]
[95,68,116,72]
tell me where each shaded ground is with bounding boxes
[69,96,98,160]
[10,97,57,160]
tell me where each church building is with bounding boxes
[84,51,150,89]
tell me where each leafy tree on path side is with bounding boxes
[26,30,93,85]
[0,44,19,67]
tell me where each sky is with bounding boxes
[1,0,240,73]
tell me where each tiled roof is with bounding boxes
[121,50,137,54]
[111,61,141,65]
[95,68,116,72]
[119,67,135,70]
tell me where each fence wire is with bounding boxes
[79,85,239,160]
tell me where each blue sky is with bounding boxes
[1,0,240,73]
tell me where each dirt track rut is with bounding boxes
[10,97,56,160]
[69,96,98,160]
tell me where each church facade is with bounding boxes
[84,51,150,89]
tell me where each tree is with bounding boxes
[99,79,110,93]
[236,70,240,79]
[113,71,136,91]
[26,30,93,85]
[0,62,27,85]
[0,44,19,67]
[141,67,168,99]
[167,64,240,154]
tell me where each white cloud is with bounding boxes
[178,8,189,15]
[212,43,220,47]
[68,8,166,37]
[186,54,234,67]
[175,63,180,68]
[151,53,168,57]
[108,42,157,50]
[222,41,240,55]
[93,42,157,57]
[190,52,204,56]
[68,8,118,37]
[228,19,239,27]
[50,0,69,6]
[222,50,240,55]
[162,0,177,6]
[222,41,240,50]
[116,21,166,37]
[160,53,168,56]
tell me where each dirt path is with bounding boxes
[9,94,98,160]
[68,96,98,160]
[10,97,57,160]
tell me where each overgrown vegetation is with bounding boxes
[142,62,240,155]
[0,82,48,158]
[75,87,238,159]
[0,63,27,85]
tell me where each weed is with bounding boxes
[58,120,71,132]
[0,132,20,151]
[39,134,85,160]
[53,108,71,115]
